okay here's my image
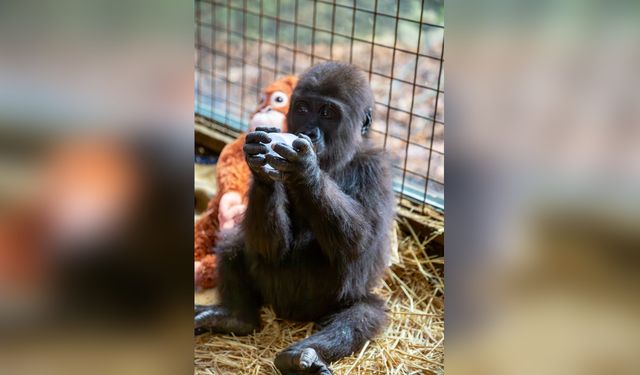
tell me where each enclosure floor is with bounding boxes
[194,161,444,374]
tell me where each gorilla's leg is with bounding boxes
[194,306,257,336]
[194,235,261,336]
[274,295,386,374]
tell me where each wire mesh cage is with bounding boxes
[195,0,444,210]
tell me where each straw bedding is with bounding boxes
[194,218,444,374]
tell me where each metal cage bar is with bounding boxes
[195,0,444,210]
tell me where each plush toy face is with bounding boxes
[248,75,298,132]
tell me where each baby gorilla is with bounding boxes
[195,62,395,374]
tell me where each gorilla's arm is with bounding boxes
[243,130,293,259]
[267,138,392,261]
[243,181,292,259]
[300,171,368,258]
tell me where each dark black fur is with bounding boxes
[195,62,395,374]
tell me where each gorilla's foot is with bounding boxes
[274,347,332,375]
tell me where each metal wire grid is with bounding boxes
[195,0,444,211]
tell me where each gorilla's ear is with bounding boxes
[361,107,373,135]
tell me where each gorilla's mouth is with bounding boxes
[299,128,324,154]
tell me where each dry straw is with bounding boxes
[195,218,444,374]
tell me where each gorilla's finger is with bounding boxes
[265,168,285,181]
[246,131,272,144]
[254,126,281,133]
[243,143,268,155]
[293,136,314,154]
[272,142,299,161]
[297,133,313,144]
[265,154,295,172]
[246,154,267,168]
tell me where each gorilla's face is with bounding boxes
[287,62,374,169]
[288,94,345,157]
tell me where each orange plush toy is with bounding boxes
[195,75,298,289]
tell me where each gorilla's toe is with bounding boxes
[274,347,332,374]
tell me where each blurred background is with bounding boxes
[446,1,640,374]
[0,0,194,374]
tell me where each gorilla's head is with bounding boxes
[287,62,374,169]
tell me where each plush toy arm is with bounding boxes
[195,254,217,289]
[216,134,251,200]
[194,192,221,260]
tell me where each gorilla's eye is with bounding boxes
[319,106,336,119]
[295,101,310,113]
[270,91,288,108]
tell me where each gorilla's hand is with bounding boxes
[243,130,273,183]
[265,134,321,186]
